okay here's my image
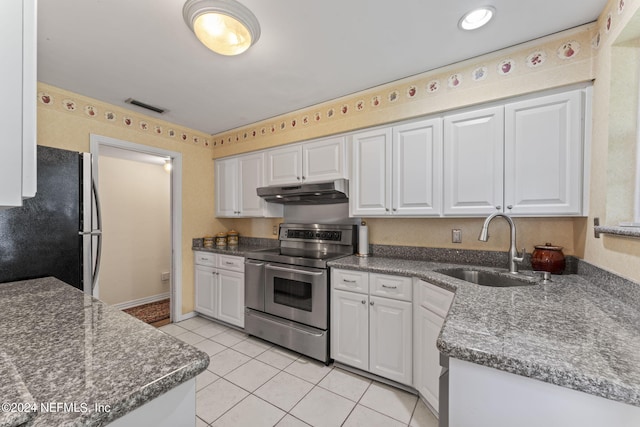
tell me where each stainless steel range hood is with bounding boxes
[257,179,348,204]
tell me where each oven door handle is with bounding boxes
[265,264,325,276]
[245,309,325,337]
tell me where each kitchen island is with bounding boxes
[0,277,209,427]
[329,255,640,425]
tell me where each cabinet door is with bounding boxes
[217,270,245,328]
[302,136,346,183]
[350,128,392,216]
[443,106,504,216]
[393,118,443,216]
[214,158,238,217]
[504,90,584,215]
[414,305,445,412]
[0,0,31,207]
[331,289,369,371]
[265,145,302,186]
[369,296,412,385]
[238,153,265,217]
[194,265,217,318]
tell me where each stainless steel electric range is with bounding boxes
[244,223,357,364]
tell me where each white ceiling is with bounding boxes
[37,0,608,136]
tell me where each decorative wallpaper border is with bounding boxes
[36,84,213,149]
[211,0,630,151]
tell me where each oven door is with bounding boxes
[264,262,328,330]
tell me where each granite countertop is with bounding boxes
[328,255,640,408]
[192,237,278,257]
[0,277,209,427]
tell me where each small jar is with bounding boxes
[531,243,566,274]
[203,236,214,248]
[227,230,239,246]
[215,232,228,247]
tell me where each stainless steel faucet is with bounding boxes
[478,212,525,274]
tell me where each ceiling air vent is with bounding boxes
[124,98,166,114]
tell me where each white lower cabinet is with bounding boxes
[331,269,412,386]
[194,251,245,328]
[413,279,454,414]
[449,358,640,427]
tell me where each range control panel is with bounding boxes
[286,229,342,241]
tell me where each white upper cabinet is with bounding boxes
[351,118,443,217]
[0,0,37,209]
[443,106,505,216]
[265,145,302,186]
[238,153,267,217]
[215,157,238,217]
[443,86,588,217]
[504,90,584,216]
[215,152,282,218]
[265,136,347,186]
[350,127,392,216]
[393,119,443,216]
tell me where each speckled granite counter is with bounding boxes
[0,277,209,427]
[0,352,36,427]
[192,237,278,256]
[328,255,640,408]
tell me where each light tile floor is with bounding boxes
[160,316,439,427]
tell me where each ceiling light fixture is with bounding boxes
[183,0,260,56]
[459,6,495,31]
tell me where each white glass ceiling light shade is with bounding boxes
[459,6,495,30]
[183,0,260,56]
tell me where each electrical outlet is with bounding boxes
[161,272,170,281]
[273,225,278,235]
[452,229,462,243]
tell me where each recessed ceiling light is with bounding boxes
[459,6,495,31]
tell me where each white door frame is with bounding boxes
[89,134,185,322]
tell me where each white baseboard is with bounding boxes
[174,311,198,322]
[113,293,170,310]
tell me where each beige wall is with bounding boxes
[98,156,171,305]
[36,83,225,314]
[209,2,640,283]
[583,0,640,281]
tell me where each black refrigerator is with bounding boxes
[0,145,102,293]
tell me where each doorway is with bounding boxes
[89,134,184,324]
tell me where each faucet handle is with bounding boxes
[514,247,526,262]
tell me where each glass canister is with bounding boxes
[531,243,566,274]
[215,232,228,247]
[227,230,239,246]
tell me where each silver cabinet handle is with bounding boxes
[370,301,374,306]
[343,279,357,283]
[302,176,306,180]
[496,205,502,210]
[296,176,301,181]
[507,205,513,210]
[361,300,366,304]
[381,284,397,289]
[224,261,235,265]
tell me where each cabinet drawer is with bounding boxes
[194,251,216,267]
[217,254,245,272]
[370,273,412,301]
[332,269,369,294]
[416,279,454,317]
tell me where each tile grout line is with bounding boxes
[172,318,429,427]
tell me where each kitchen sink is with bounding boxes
[436,268,537,287]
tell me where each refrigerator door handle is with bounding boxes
[90,178,103,293]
